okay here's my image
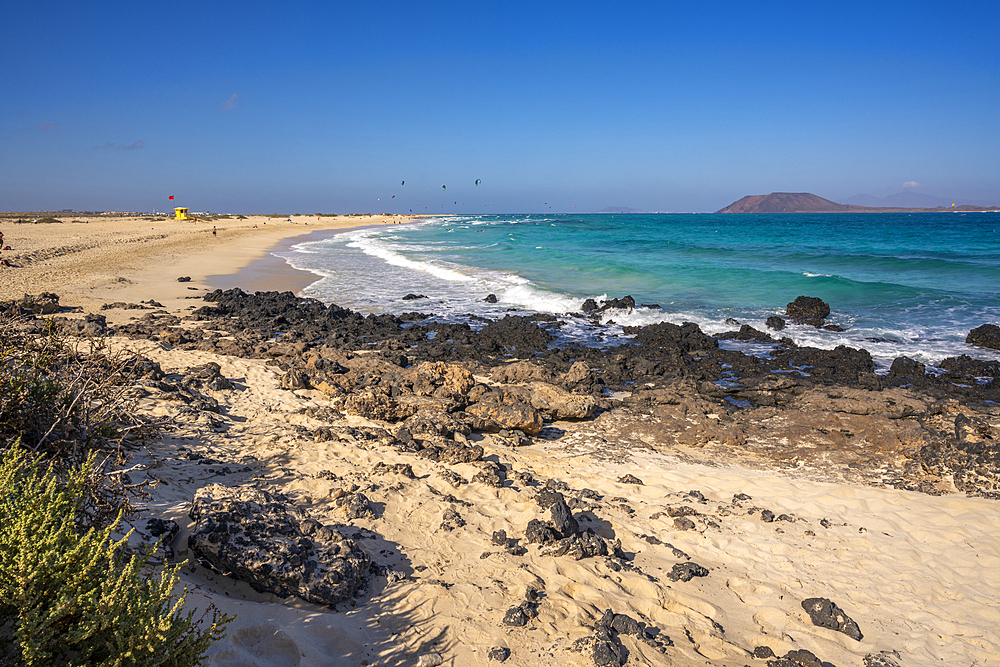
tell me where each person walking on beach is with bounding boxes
[212,226,217,236]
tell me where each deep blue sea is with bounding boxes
[274,213,1000,368]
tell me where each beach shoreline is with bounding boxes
[206,224,392,296]
[0,213,417,320]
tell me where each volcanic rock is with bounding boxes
[188,484,370,605]
[466,399,543,435]
[785,296,830,327]
[13,292,63,315]
[344,390,416,421]
[888,356,925,381]
[491,361,553,384]
[801,597,862,640]
[527,381,597,419]
[624,321,718,353]
[967,324,1000,350]
[667,562,709,581]
[487,646,510,661]
[479,315,555,357]
[769,649,822,667]
[938,354,1000,378]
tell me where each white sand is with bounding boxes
[124,342,1000,667]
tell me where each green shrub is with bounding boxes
[0,444,232,666]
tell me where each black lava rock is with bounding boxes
[766,315,786,331]
[592,639,624,667]
[801,597,862,641]
[525,518,561,544]
[549,498,579,538]
[967,324,1000,350]
[769,648,822,667]
[487,646,511,662]
[188,484,370,606]
[785,296,830,327]
[502,605,529,627]
[888,356,925,380]
[667,562,709,582]
[753,645,775,658]
[610,613,642,636]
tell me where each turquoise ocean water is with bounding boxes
[274,213,1000,367]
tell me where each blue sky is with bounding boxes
[2,1,998,213]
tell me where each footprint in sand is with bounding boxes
[212,623,302,666]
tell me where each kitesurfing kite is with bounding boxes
[441,185,446,190]
[475,179,481,186]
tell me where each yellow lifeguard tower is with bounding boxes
[174,207,195,220]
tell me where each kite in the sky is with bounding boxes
[475,179,481,186]
[441,185,446,190]
[401,181,405,185]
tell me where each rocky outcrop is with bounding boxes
[785,296,830,327]
[479,315,555,357]
[466,397,543,435]
[188,484,370,606]
[344,390,417,421]
[967,324,1000,350]
[527,382,597,420]
[624,321,718,353]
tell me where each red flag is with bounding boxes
[168,195,174,200]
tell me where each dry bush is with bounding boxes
[0,317,162,529]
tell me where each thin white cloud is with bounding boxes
[220,93,238,110]
[96,140,144,150]
[902,181,923,189]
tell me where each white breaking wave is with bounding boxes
[274,217,1000,368]
[347,235,475,283]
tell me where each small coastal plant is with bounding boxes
[0,316,232,663]
[0,443,231,666]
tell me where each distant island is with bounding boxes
[717,192,1000,214]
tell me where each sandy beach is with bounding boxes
[2,215,998,667]
[0,214,412,318]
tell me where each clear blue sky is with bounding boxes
[2,1,998,213]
